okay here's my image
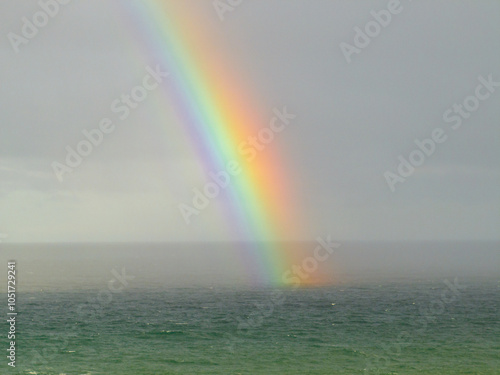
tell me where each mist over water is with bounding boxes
[4,263,499,375]
[1,242,498,374]
[1,241,498,291]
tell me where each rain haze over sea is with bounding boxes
[1,242,499,374]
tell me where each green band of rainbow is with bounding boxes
[118,0,326,286]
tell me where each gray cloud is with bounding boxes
[0,0,499,242]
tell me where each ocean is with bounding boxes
[1,242,499,374]
[6,279,499,374]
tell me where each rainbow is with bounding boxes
[117,0,331,286]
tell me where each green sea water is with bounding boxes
[5,278,499,374]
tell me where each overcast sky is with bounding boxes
[0,0,499,243]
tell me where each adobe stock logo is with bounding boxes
[52,65,169,182]
[178,107,295,224]
[213,0,243,21]
[281,235,340,286]
[7,0,71,53]
[340,0,406,64]
[384,74,499,192]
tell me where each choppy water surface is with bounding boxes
[8,278,499,374]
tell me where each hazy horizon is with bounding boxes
[1,241,498,291]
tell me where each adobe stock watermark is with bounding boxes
[281,235,340,286]
[52,65,169,182]
[340,0,408,64]
[384,74,499,192]
[7,0,72,54]
[26,268,135,369]
[74,267,135,320]
[178,106,296,224]
[213,0,243,21]
[223,235,340,353]
[363,278,466,374]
